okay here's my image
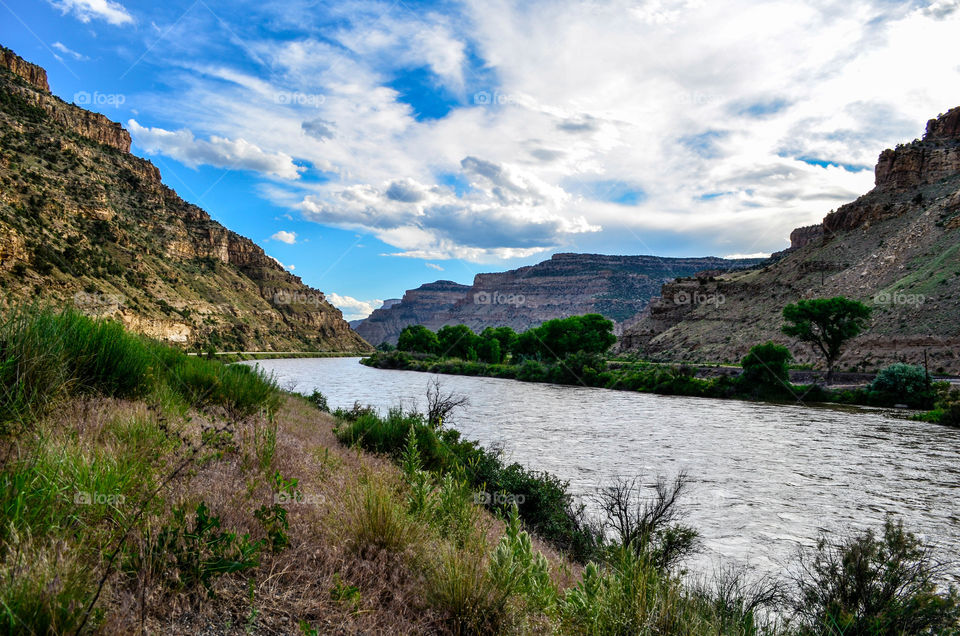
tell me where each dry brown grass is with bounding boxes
[1,392,578,634]
[49,395,572,635]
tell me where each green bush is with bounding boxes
[739,342,794,397]
[792,517,960,635]
[124,502,262,596]
[868,363,935,408]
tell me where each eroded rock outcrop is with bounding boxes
[0,46,370,352]
[621,106,960,373]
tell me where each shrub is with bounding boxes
[792,517,960,635]
[125,502,262,597]
[739,342,794,397]
[306,389,329,412]
[868,363,935,408]
[549,351,607,386]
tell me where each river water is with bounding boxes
[244,357,960,581]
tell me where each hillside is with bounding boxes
[621,106,960,373]
[355,253,764,345]
[0,46,370,353]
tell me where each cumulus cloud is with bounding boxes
[128,120,303,180]
[123,0,960,260]
[425,262,444,271]
[327,292,383,321]
[271,230,297,244]
[49,0,134,26]
[297,160,598,259]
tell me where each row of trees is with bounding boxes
[394,314,617,363]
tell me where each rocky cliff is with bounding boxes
[621,106,960,373]
[0,46,370,352]
[354,253,764,345]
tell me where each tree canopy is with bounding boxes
[781,297,871,382]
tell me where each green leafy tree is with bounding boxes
[480,326,518,360]
[781,297,871,383]
[476,336,502,364]
[396,325,439,354]
[512,314,616,361]
[740,342,793,396]
[436,324,479,359]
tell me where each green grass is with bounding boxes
[0,305,281,434]
[0,305,284,632]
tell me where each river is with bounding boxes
[243,357,960,582]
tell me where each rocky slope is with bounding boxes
[0,46,371,352]
[621,106,960,373]
[355,253,763,345]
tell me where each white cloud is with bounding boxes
[724,252,771,260]
[425,262,444,271]
[125,0,960,260]
[49,0,134,26]
[271,230,297,244]
[51,42,88,61]
[327,292,383,321]
[128,120,303,180]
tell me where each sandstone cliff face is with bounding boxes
[622,107,960,373]
[0,47,370,352]
[355,281,471,345]
[1,45,130,152]
[1,47,48,91]
[354,253,763,345]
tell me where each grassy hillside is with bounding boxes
[0,308,957,634]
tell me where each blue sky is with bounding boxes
[2,0,959,319]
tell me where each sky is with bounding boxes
[2,0,959,320]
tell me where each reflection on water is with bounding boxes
[245,357,960,581]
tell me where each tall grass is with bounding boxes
[0,305,280,434]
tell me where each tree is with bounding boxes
[740,342,793,396]
[436,324,479,359]
[512,314,616,361]
[476,336,502,364]
[397,324,439,354]
[781,297,871,383]
[480,326,518,360]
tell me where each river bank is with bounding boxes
[360,350,951,414]
[2,308,958,633]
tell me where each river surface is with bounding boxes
[244,357,960,581]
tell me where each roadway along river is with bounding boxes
[244,357,960,582]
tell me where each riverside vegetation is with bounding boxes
[1,306,958,634]
[364,304,960,426]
